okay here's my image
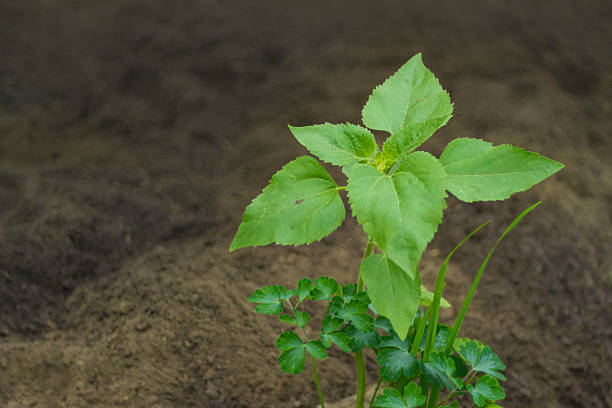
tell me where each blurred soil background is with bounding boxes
[0,0,610,407]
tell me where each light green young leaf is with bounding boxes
[360,254,420,340]
[419,284,451,308]
[458,340,506,380]
[310,277,339,300]
[373,382,426,408]
[468,375,505,407]
[230,156,345,251]
[440,138,564,202]
[288,123,377,173]
[362,54,453,146]
[347,151,447,274]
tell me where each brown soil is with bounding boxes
[0,1,610,407]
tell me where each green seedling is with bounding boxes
[230,53,563,408]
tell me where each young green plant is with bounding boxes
[230,53,563,408]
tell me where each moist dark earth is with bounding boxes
[0,1,611,407]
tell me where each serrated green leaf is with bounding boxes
[440,138,564,202]
[458,340,506,380]
[342,283,358,300]
[289,123,377,173]
[362,54,453,143]
[320,333,332,348]
[296,278,313,302]
[373,382,426,408]
[254,303,283,314]
[279,347,306,374]
[337,300,374,332]
[361,254,420,340]
[294,310,310,329]
[306,340,328,359]
[419,284,451,308]
[373,388,406,408]
[328,332,352,353]
[248,285,290,303]
[249,285,290,315]
[468,375,505,407]
[321,316,344,334]
[378,332,410,351]
[375,316,393,332]
[377,348,419,381]
[346,325,381,351]
[275,331,303,351]
[423,352,462,391]
[279,314,298,325]
[230,156,345,250]
[311,277,339,300]
[347,152,447,275]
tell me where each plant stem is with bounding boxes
[427,387,440,408]
[369,378,383,408]
[312,356,325,408]
[354,350,367,408]
[354,239,375,408]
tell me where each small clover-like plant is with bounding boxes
[231,53,563,408]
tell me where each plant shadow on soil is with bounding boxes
[0,1,611,407]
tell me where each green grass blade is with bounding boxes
[422,220,491,362]
[444,202,542,354]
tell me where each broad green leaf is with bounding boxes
[341,283,358,300]
[296,278,313,302]
[230,156,345,250]
[294,310,310,329]
[423,352,462,391]
[278,347,305,374]
[373,382,426,408]
[347,151,447,274]
[419,284,451,308]
[276,331,303,351]
[310,277,339,300]
[362,54,453,144]
[361,254,420,340]
[305,340,328,359]
[468,375,505,407]
[276,331,306,374]
[346,325,381,351]
[248,285,290,315]
[320,333,332,348]
[288,123,377,172]
[458,340,506,380]
[440,138,564,202]
[377,348,419,381]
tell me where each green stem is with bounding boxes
[427,387,440,408]
[369,378,383,408]
[410,308,430,356]
[355,239,375,408]
[354,350,367,408]
[312,356,325,408]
